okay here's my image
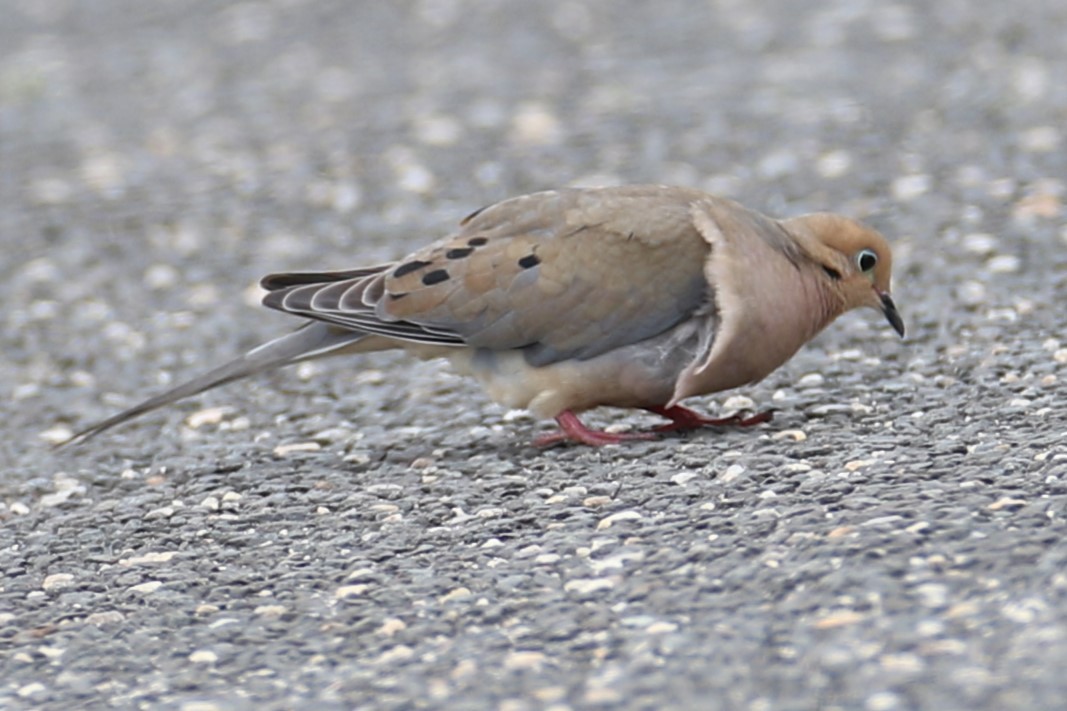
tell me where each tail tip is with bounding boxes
[43,424,86,450]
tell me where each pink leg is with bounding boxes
[645,405,774,432]
[534,410,659,448]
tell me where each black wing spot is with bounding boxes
[394,259,432,278]
[518,254,541,269]
[422,269,450,286]
[446,247,474,259]
[467,236,489,247]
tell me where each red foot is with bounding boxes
[533,406,774,447]
[645,405,774,433]
[534,410,659,448]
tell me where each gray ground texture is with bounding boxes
[2,1,1066,709]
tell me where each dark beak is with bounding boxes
[879,291,905,338]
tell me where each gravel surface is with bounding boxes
[3,1,1067,709]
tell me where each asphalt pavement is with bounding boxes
[2,1,1066,709]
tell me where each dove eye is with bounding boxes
[856,249,878,273]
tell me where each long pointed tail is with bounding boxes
[59,323,369,447]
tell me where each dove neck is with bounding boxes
[807,272,847,338]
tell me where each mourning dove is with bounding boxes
[63,185,904,447]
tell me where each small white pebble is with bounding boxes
[86,611,125,626]
[597,510,643,529]
[563,577,615,594]
[144,263,180,290]
[915,583,950,607]
[311,427,351,444]
[720,464,746,483]
[355,369,385,385]
[186,283,219,308]
[510,102,561,145]
[254,604,287,617]
[815,149,852,178]
[866,691,902,711]
[413,113,463,146]
[722,395,755,411]
[208,618,239,629]
[38,425,73,445]
[346,568,376,581]
[504,651,547,671]
[272,441,321,457]
[1001,598,1046,624]
[121,551,176,566]
[961,232,998,254]
[986,254,1020,273]
[42,573,75,592]
[892,174,930,201]
[646,621,679,634]
[987,497,1026,511]
[374,645,415,665]
[439,587,473,603]
[189,650,218,664]
[296,362,319,381]
[758,149,798,178]
[20,257,61,282]
[185,406,234,429]
[128,581,163,594]
[144,506,175,520]
[13,383,40,400]
[957,280,987,306]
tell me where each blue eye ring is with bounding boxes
[856,249,878,273]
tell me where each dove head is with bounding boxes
[784,212,905,338]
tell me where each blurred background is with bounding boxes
[4,2,1064,409]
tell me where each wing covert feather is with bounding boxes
[264,186,716,365]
